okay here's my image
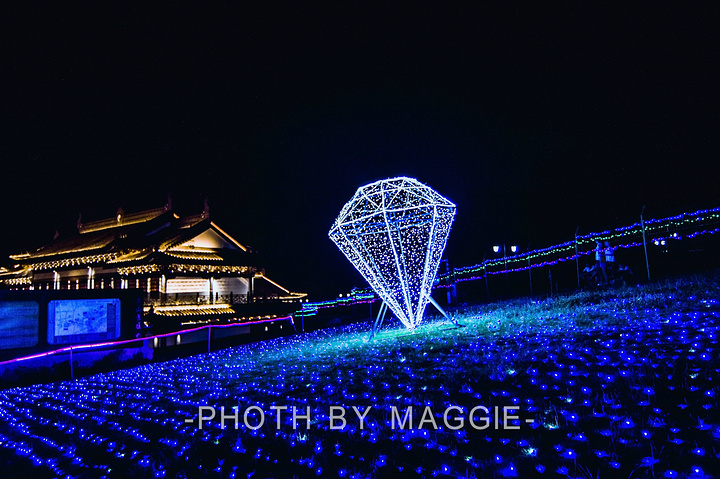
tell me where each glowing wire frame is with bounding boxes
[329,177,456,329]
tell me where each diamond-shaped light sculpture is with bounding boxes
[329,177,456,329]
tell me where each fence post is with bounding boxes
[527,241,533,297]
[69,346,74,381]
[207,326,212,353]
[641,205,651,281]
[548,268,553,297]
[450,269,457,304]
[528,258,533,297]
[483,256,489,299]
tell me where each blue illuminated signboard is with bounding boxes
[0,301,39,349]
[47,299,121,345]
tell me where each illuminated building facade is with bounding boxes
[0,201,305,329]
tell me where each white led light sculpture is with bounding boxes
[329,177,456,329]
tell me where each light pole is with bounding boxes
[493,243,518,298]
[493,244,518,268]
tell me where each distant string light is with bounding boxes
[307,206,720,308]
[297,289,377,317]
[438,206,720,282]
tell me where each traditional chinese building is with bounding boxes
[0,201,306,331]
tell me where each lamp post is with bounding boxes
[493,243,518,297]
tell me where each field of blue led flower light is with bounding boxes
[2,275,720,479]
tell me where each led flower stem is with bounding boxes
[329,177,456,330]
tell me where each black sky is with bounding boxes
[1,3,719,297]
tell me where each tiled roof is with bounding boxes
[10,229,119,260]
[162,251,224,261]
[1,203,306,299]
[108,249,153,263]
[78,206,170,233]
[7,205,243,265]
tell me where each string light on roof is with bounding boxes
[329,177,456,330]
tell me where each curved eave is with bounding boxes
[20,253,119,271]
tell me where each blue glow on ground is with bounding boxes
[1,278,720,478]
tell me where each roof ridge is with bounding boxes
[78,205,171,233]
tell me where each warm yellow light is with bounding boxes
[210,222,248,251]
[254,273,290,294]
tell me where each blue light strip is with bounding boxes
[0,315,295,367]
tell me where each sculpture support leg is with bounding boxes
[370,302,388,339]
[428,295,462,327]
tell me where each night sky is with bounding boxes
[1,4,719,298]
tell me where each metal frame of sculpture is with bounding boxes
[329,177,457,332]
